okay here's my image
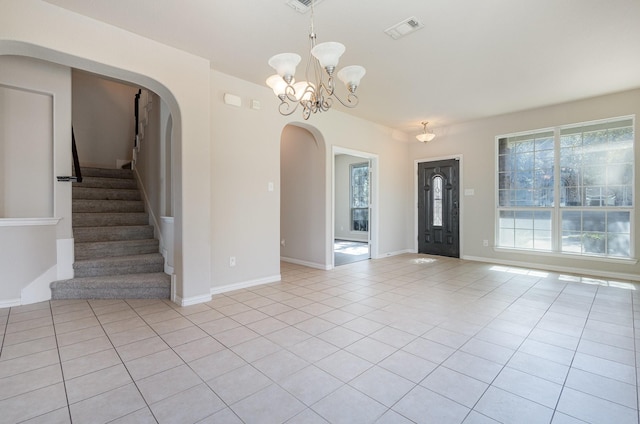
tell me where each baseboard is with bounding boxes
[281,257,331,270]
[376,249,414,259]
[21,265,57,305]
[335,237,369,243]
[210,274,282,296]
[133,169,164,252]
[0,298,21,308]
[174,292,212,307]
[463,255,640,283]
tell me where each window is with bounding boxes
[350,162,369,232]
[497,117,634,259]
[433,175,443,227]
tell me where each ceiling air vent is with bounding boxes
[384,17,424,40]
[285,0,325,13]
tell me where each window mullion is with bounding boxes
[553,127,561,252]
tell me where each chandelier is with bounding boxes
[266,0,366,120]
[416,121,436,142]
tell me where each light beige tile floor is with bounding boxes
[1,254,639,423]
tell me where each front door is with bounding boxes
[418,159,460,257]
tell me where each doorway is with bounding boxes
[333,148,378,267]
[417,158,460,257]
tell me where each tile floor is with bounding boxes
[1,254,639,424]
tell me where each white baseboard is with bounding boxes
[376,249,414,259]
[0,298,21,308]
[463,255,640,282]
[21,265,57,305]
[281,257,331,270]
[210,274,282,296]
[174,292,212,307]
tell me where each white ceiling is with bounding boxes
[44,0,640,135]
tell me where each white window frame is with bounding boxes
[495,115,636,262]
[350,162,369,232]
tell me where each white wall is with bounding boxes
[410,88,640,281]
[1,0,212,305]
[0,55,72,305]
[0,84,53,217]
[210,69,411,292]
[334,154,369,242]
[72,71,138,168]
[281,125,326,268]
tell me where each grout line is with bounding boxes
[47,301,74,424]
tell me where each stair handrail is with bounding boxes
[57,126,82,182]
[71,127,82,183]
[134,89,141,150]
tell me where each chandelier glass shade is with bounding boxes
[417,121,436,142]
[266,1,365,120]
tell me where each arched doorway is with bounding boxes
[280,124,329,270]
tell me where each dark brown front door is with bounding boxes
[418,159,460,257]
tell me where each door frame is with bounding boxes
[414,154,464,257]
[332,146,379,267]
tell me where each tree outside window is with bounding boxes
[351,163,369,232]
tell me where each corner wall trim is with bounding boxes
[463,255,640,283]
[210,274,282,296]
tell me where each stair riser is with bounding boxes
[75,241,159,260]
[74,226,154,243]
[80,167,134,179]
[73,187,141,201]
[73,213,148,227]
[74,176,137,188]
[74,177,137,190]
[73,200,144,213]
[74,262,164,278]
[52,287,170,300]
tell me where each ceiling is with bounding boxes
[44,0,640,136]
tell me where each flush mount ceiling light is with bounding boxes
[266,0,366,120]
[416,121,436,142]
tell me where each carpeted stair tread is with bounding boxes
[73,212,149,227]
[73,199,145,213]
[74,225,154,242]
[75,239,160,260]
[74,253,164,277]
[73,186,141,201]
[50,273,170,299]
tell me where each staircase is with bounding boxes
[51,167,171,299]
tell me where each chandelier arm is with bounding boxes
[277,98,300,116]
[284,84,298,103]
[330,91,360,109]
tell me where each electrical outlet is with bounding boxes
[229,256,236,267]
[483,240,489,247]
[281,239,286,247]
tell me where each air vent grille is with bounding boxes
[285,0,325,13]
[384,16,425,40]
